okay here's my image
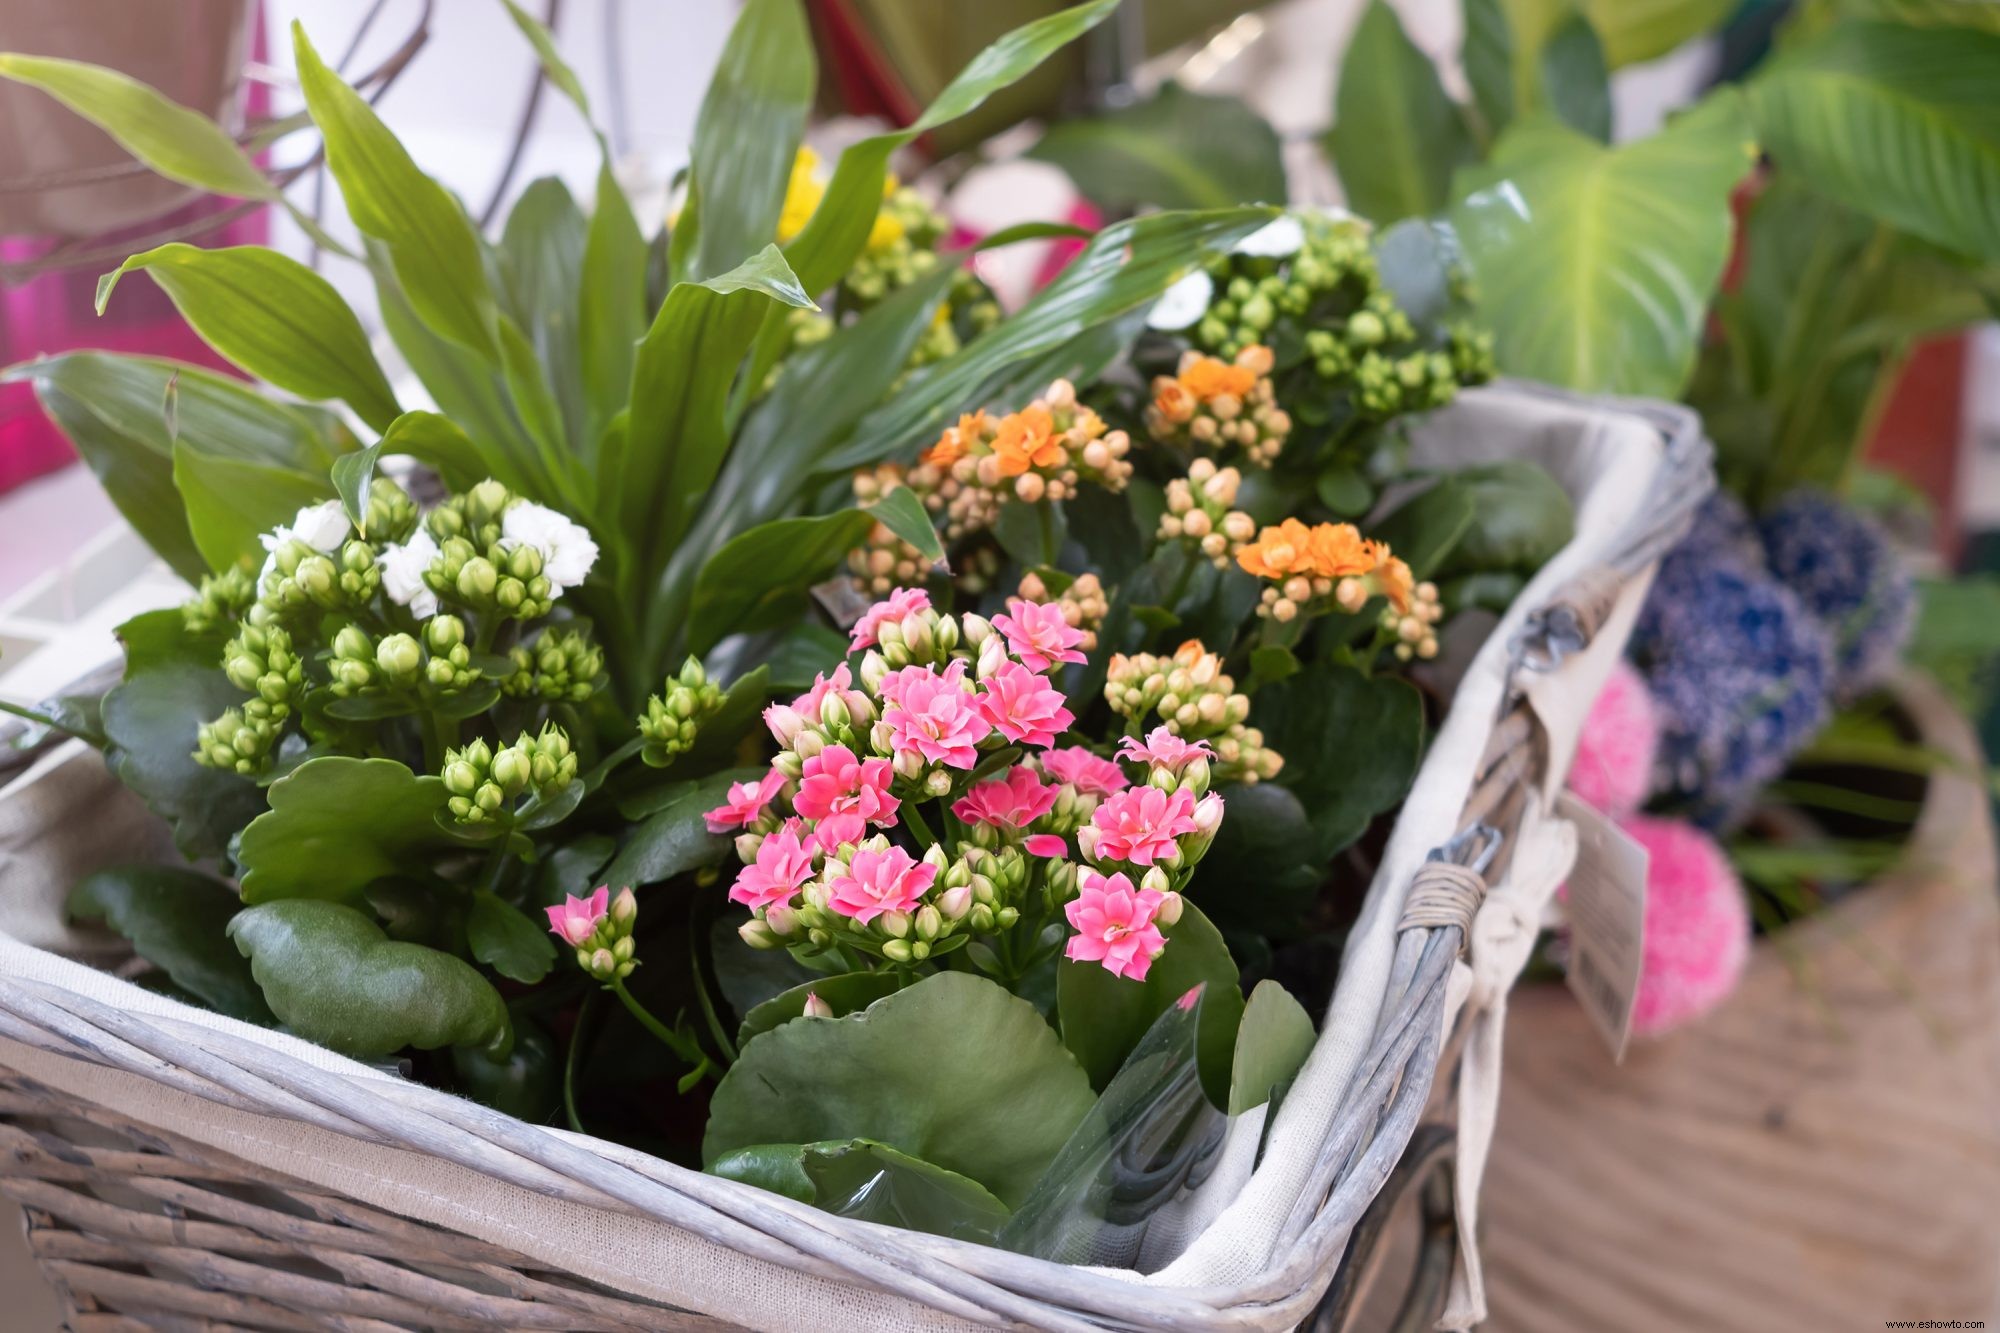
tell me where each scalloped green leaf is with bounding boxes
[236,757,453,903]
[69,866,272,1024]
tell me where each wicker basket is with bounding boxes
[0,382,1710,1331]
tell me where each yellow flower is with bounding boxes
[867,208,905,253]
[992,406,1061,477]
[776,147,825,244]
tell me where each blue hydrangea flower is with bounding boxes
[1757,488,1914,701]
[1631,537,1835,827]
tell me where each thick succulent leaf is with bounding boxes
[736,971,904,1048]
[467,891,557,984]
[69,866,273,1024]
[1257,664,1427,857]
[711,1138,1011,1242]
[1056,898,1243,1108]
[1032,83,1286,212]
[95,244,400,431]
[229,899,509,1058]
[1451,93,1756,396]
[293,23,498,356]
[1325,1,1476,223]
[705,972,1095,1208]
[1746,21,2000,261]
[600,768,758,889]
[236,757,453,904]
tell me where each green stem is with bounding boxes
[1164,548,1200,613]
[563,989,598,1134]
[690,906,738,1066]
[609,976,713,1080]
[903,801,939,848]
[1037,499,1058,566]
[0,697,88,741]
[418,710,445,774]
[473,615,500,657]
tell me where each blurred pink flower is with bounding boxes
[850,587,931,652]
[993,597,1087,673]
[1064,868,1168,980]
[977,661,1073,749]
[825,845,937,925]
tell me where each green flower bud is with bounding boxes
[457,557,499,604]
[181,566,256,635]
[365,476,419,542]
[375,633,421,683]
[425,615,466,652]
[881,939,914,964]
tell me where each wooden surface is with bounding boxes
[1482,675,2000,1332]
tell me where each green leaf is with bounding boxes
[467,891,557,984]
[229,899,509,1058]
[1451,93,1756,396]
[1031,83,1286,212]
[759,622,852,693]
[825,207,1278,473]
[95,244,400,431]
[1539,14,1611,142]
[675,0,814,283]
[1497,0,1574,114]
[1463,0,1516,140]
[1746,21,2000,261]
[100,611,268,860]
[579,160,649,450]
[705,972,1094,1208]
[331,442,384,532]
[1317,463,1374,516]
[3,353,350,582]
[1229,980,1317,1114]
[498,0,593,118]
[1190,782,1321,940]
[865,485,947,570]
[1372,475,1479,579]
[68,866,273,1024]
[600,768,757,889]
[172,441,332,575]
[687,510,876,657]
[293,22,498,356]
[1057,898,1243,1108]
[0,54,276,201]
[1441,460,1576,574]
[498,176,588,451]
[737,971,904,1049]
[710,1138,1011,1242]
[374,410,485,489]
[1259,666,1426,857]
[1583,0,1734,68]
[1325,0,1477,223]
[236,757,453,904]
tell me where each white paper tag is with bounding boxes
[1555,792,1648,1061]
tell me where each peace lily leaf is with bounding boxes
[578,160,649,450]
[601,768,758,889]
[737,971,904,1048]
[229,899,510,1058]
[498,0,593,118]
[1229,980,1317,1113]
[375,410,484,490]
[100,611,267,859]
[293,23,498,357]
[826,207,1278,473]
[172,441,332,575]
[467,891,557,984]
[1057,898,1244,1108]
[1539,14,1611,142]
[1032,83,1286,212]
[1583,0,1735,68]
[674,0,814,283]
[0,54,275,201]
[1258,665,1427,857]
[866,485,947,570]
[1451,93,1755,397]
[68,866,273,1025]
[705,972,1095,1208]
[1746,21,2000,262]
[1325,0,1476,224]
[331,442,383,532]
[678,666,774,771]
[95,244,400,431]
[760,623,851,693]
[236,757,453,904]
[687,510,876,657]
[1463,0,1516,140]
[711,1139,1011,1242]
[498,177,588,450]
[1496,0,1574,113]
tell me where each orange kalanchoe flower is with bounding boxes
[992,406,1061,476]
[1178,355,1258,401]
[1235,518,1322,580]
[1371,551,1416,613]
[1306,523,1378,579]
[922,410,987,468]
[1152,379,1197,425]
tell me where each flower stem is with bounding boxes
[609,977,713,1082]
[563,989,598,1134]
[1037,499,1058,566]
[1165,548,1200,611]
[903,801,939,848]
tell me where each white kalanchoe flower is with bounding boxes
[256,500,351,591]
[379,527,442,619]
[499,501,599,592]
[1147,269,1214,331]
[1232,214,1306,258]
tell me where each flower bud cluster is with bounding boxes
[440,723,578,825]
[1104,640,1283,784]
[1235,517,1439,657]
[1016,570,1107,652]
[1157,458,1259,570]
[180,566,256,635]
[501,627,604,703]
[1146,346,1291,467]
[194,621,303,774]
[636,658,725,765]
[1378,581,1446,662]
[422,615,480,693]
[425,531,554,622]
[193,705,285,775]
[363,476,420,543]
[545,886,638,982]
[1194,218,1375,359]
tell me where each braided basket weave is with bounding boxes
[0,383,1710,1331]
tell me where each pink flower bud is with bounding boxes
[1192,792,1225,833]
[610,887,637,927]
[938,884,973,920]
[764,903,798,936]
[1155,890,1185,927]
[764,704,806,747]
[802,991,833,1018]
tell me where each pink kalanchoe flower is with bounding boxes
[1025,833,1069,858]
[992,597,1087,673]
[953,766,1060,830]
[703,768,786,833]
[977,661,1074,749]
[1090,785,1200,866]
[1116,726,1215,774]
[1040,746,1129,798]
[882,660,992,769]
[728,826,817,910]
[825,845,937,925]
[1064,868,1168,981]
[849,587,932,652]
[792,662,861,726]
[546,887,610,946]
[794,744,900,846]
